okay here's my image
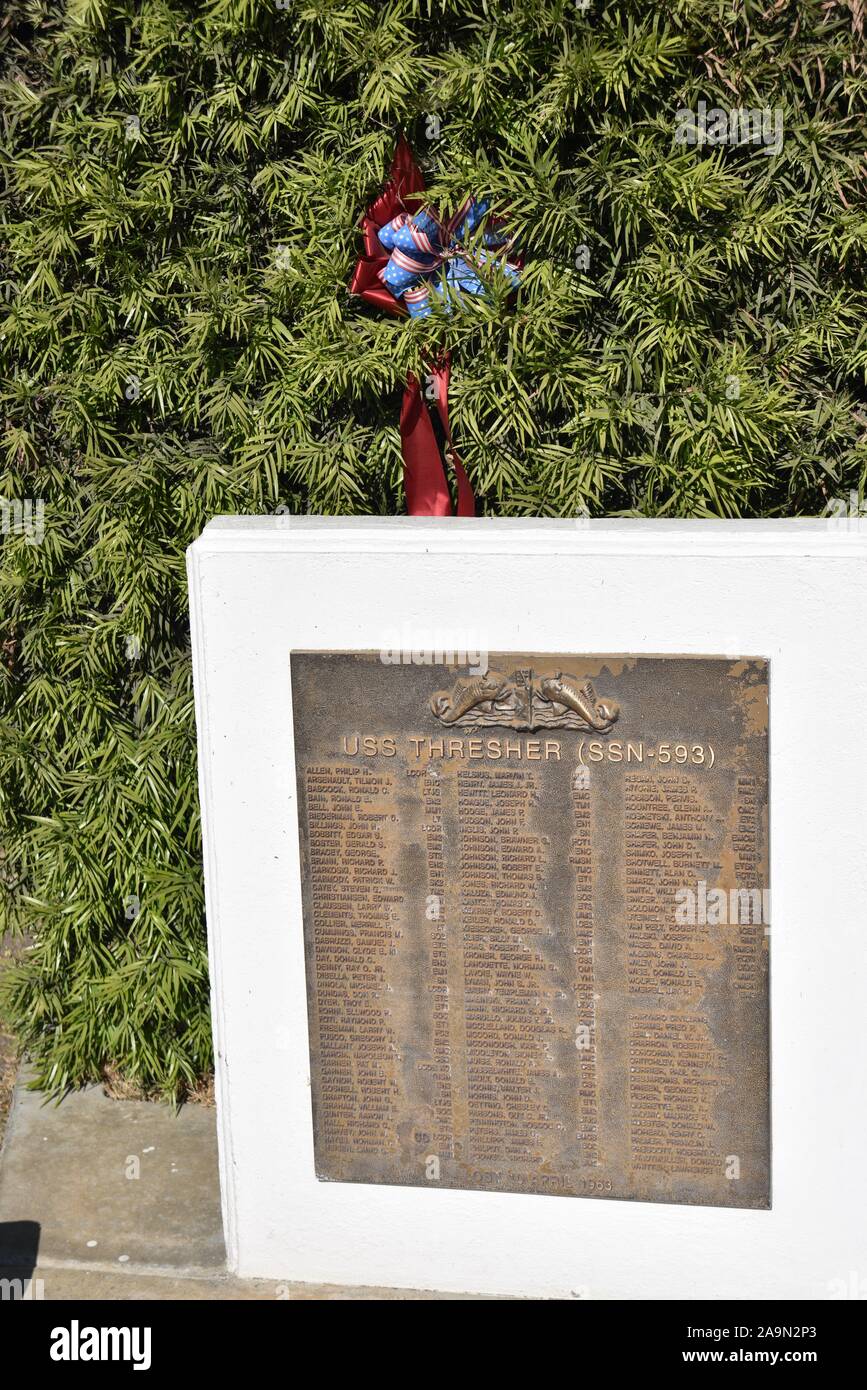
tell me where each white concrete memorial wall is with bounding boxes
[187,516,867,1299]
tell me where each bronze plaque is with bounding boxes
[291,652,769,1208]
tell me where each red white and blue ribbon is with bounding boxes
[349,137,520,515]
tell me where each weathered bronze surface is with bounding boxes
[291,652,769,1209]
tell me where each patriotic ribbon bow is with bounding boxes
[349,137,520,515]
[378,200,519,318]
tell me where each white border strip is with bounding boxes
[193,516,867,559]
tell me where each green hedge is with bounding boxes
[1,0,865,1096]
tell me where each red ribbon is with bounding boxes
[349,137,475,517]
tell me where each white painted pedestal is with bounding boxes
[187,517,867,1299]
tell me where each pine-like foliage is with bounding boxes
[1,1,865,1096]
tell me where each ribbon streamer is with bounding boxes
[349,136,519,516]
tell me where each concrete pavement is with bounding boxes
[0,1075,486,1300]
